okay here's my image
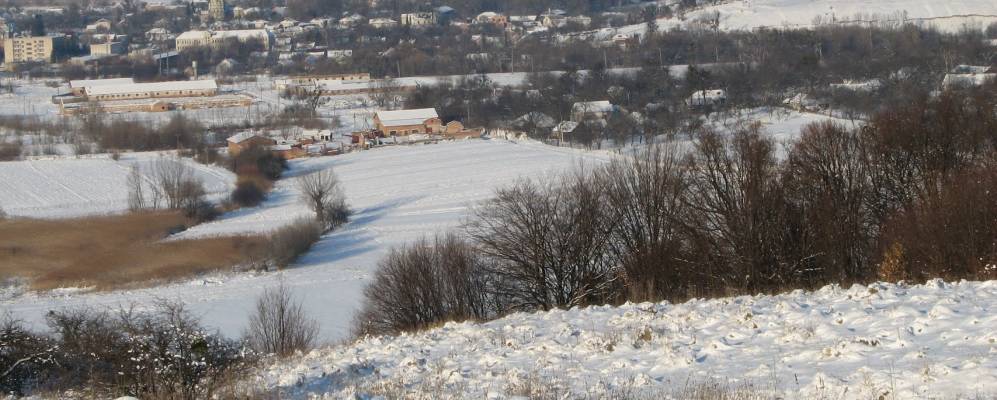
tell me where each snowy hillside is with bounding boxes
[261,280,997,399]
[596,0,997,40]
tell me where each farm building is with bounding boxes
[373,108,443,136]
[82,80,218,101]
[68,78,135,96]
[227,132,277,156]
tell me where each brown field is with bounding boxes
[0,211,265,291]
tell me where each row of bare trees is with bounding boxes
[356,85,997,336]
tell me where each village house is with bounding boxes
[85,18,113,32]
[474,12,508,27]
[687,89,727,108]
[90,41,127,56]
[571,100,616,121]
[227,132,277,156]
[941,65,996,89]
[400,12,437,27]
[373,108,443,136]
[368,18,399,29]
[145,28,175,42]
[443,120,484,139]
[175,29,272,52]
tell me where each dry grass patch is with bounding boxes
[0,211,265,291]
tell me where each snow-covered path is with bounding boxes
[261,279,997,399]
[2,140,611,341]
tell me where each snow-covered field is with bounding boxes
[0,152,235,218]
[260,279,997,399]
[1,140,612,341]
[0,108,850,341]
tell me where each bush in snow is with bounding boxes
[1,304,255,399]
[231,178,268,208]
[0,314,58,396]
[265,217,323,268]
[467,170,617,311]
[353,233,492,336]
[245,283,319,357]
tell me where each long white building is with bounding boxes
[175,29,272,52]
[81,79,219,101]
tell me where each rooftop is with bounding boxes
[69,78,135,88]
[84,80,218,96]
[376,108,439,126]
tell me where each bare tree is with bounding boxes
[296,168,348,230]
[245,283,319,357]
[150,156,206,212]
[126,165,146,211]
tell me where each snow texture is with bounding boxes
[0,152,235,218]
[260,280,997,399]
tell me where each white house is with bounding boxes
[686,89,727,108]
[571,100,615,121]
[368,18,399,29]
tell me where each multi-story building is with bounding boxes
[208,0,227,21]
[0,18,11,40]
[2,35,66,65]
[175,29,271,52]
[90,41,126,56]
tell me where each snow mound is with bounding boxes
[260,280,997,399]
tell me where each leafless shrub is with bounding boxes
[232,178,267,207]
[3,303,254,399]
[265,217,323,268]
[683,123,793,294]
[0,313,58,396]
[467,169,616,311]
[600,144,691,302]
[877,163,997,282]
[782,121,874,284]
[126,165,146,211]
[297,168,350,230]
[245,283,319,357]
[0,141,21,161]
[150,156,217,222]
[353,233,492,336]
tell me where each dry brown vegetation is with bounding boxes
[0,211,264,291]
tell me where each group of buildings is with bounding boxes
[225,106,481,160]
